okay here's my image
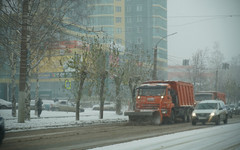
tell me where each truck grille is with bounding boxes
[141,104,160,110]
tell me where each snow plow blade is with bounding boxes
[124,111,162,125]
[124,111,154,117]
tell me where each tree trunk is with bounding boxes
[11,52,17,117]
[114,77,121,115]
[128,77,138,111]
[76,72,87,121]
[25,69,31,120]
[18,0,29,123]
[99,72,107,119]
[35,63,39,116]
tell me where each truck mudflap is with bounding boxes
[124,110,162,125]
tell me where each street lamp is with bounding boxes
[152,32,177,80]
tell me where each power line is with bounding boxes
[168,14,240,18]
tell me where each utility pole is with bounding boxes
[152,32,177,80]
[18,0,29,123]
[215,69,218,92]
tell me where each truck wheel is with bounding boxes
[182,112,187,122]
[152,112,162,125]
[169,111,175,124]
[187,111,192,122]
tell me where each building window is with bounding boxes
[137,27,142,33]
[116,38,122,44]
[116,17,122,23]
[126,27,132,32]
[126,17,132,23]
[116,6,121,12]
[137,37,142,44]
[126,6,131,12]
[137,5,143,11]
[116,28,122,34]
[137,16,142,22]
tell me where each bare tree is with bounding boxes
[123,46,152,110]
[209,42,224,92]
[89,36,109,119]
[0,9,20,117]
[188,49,209,91]
[63,38,90,121]
[108,43,122,115]
[0,0,91,122]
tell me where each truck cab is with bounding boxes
[136,83,175,117]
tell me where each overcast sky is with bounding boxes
[167,0,240,65]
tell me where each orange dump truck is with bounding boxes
[195,91,226,104]
[124,81,195,125]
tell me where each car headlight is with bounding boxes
[192,112,196,117]
[210,112,216,116]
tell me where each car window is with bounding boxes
[60,101,67,105]
[219,102,224,109]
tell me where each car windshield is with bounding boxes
[196,103,218,110]
[138,86,166,96]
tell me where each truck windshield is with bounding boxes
[195,94,213,101]
[138,86,166,96]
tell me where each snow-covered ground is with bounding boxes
[0,108,128,132]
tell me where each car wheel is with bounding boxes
[192,120,196,125]
[223,115,228,124]
[215,116,220,125]
[0,105,7,109]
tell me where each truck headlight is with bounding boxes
[210,112,216,116]
[192,112,196,117]
[137,96,141,99]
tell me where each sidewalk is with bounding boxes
[0,108,128,132]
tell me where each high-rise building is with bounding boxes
[88,0,125,48]
[90,0,168,79]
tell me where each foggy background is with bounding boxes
[167,0,240,65]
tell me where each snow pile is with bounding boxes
[0,108,128,132]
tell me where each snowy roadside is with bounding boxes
[0,108,128,132]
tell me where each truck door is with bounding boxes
[170,89,177,106]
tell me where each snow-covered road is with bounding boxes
[90,123,240,150]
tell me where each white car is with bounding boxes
[0,99,12,109]
[51,100,84,112]
[192,100,228,125]
[92,102,116,111]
